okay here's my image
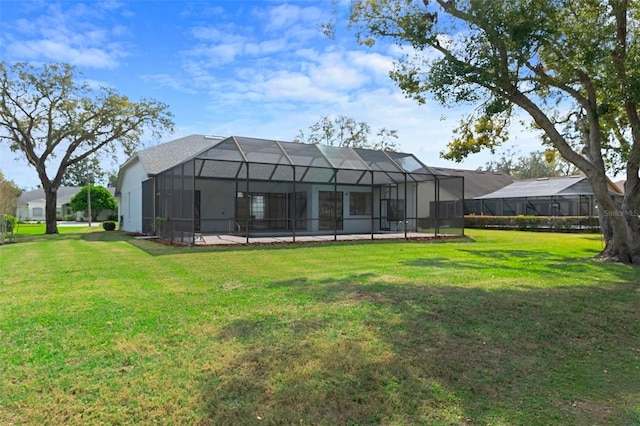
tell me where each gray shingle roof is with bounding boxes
[17,186,115,205]
[475,175,590,199]
[136,134,225,175]
[431,168,513,198]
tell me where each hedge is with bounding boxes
[464,215,601,232]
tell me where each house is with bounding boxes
[16,186,116,221]
[430,168,514,215]
[115,135,465,244]
[473,175,623,216]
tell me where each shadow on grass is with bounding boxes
[200,274,640,425]
[123,236,474,257]
[401,246,629,283]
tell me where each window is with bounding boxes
[32,207,44,217]
[349,192,372,216]
[251,195,265,219]
[319,191,343,230]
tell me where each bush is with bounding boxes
[64,214,76,221]
[464,215,602,232]
[102,221,116,231]
[1,214,17,244]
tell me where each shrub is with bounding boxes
[464,215,602,232]
[1,214,17,244]
[102,221,116,231]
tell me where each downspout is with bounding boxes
[293,165,296,243]
[435,176,440,236]
[404,172,408,239]
[334,170,338,241]
[371,170,375,240]
[246,163,250,244]
[192,159,196,246]
[415,178,419,234]
[461,176,465,236]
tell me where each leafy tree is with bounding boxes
[294,115,399,151]
[0,171,21,216]
[61,157,105,187]
[106,171,118,187]
[0,62,173,234]
[482,148,578,179]
[348,0,640,264]
[70,185,117,221]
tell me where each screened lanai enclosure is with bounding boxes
[143,137,464,245]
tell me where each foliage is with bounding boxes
[152,216,168,237]
[61,157,105,187]
[294,115,398,151]
[70,185,117,221]
[0,62,174,234]
[0,171,21,216]
[481,147,579,178]
[0,229,639,424]
[0,214,17,244]
[106,171,118,187]
[465,215,602,232]
[102,221,116,231]
[347,0,640,263]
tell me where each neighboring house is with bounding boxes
[473,175,623,216]
[16,186,116,221]
[431,168,514,215]
[116,134,465,244]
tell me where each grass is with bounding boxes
[0,228,639,425]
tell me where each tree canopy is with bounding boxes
[294,115,399,151]
[348,0,640,264]
[70,185,117,221]
[0,62,174,234]
[61,156,106,187]
[0,171,21,216]
[482,148,578,179]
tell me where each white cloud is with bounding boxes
[3,2,131,68]
[262,4,324,32]
[141,74,198,94]
[244,39,288,56]
[8,40,121,68]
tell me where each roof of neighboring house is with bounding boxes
[475,175,621,199]
[614,180,626,193]
[431,168,514,198]
[17,187,115,206]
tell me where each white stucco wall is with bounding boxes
[118,159,147,233]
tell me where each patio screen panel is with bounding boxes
[152,136,464,243]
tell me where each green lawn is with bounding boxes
[1,228,638,425]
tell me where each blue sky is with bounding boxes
[1,0,540,189]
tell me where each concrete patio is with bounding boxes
[193,232,463,246]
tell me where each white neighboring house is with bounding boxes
[16,186,116,221]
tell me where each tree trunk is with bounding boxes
[44,185,59,234]
[595,201,640,264]
[598,217,640,264]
